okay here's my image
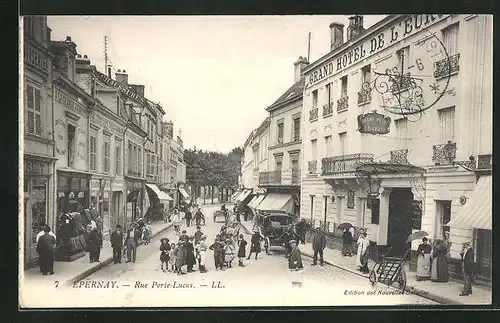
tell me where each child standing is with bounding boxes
[168,243,177,272]
[224,238,235,268]
[237,234,247,267]
[196,235,208,273]
[159,238,171,272]
[209,237,225,271]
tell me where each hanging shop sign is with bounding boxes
[126,180,143,190]
[357,111,391,135]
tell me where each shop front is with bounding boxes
[161,182,177,210]
[125,176,145,226]
[90,177,112,237]
[23,156,55,267]
[111,178,125,230]
[178,186,191,205]
[145,183,174,221]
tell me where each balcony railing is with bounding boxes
[357,88,372,105]
[259,170,282,186]
[291,169,301,185]
[390,73,413,93]
[309,108,318,121]
[390,149,409,164]
[322,153,374,176]
[432,142,456,165]
[308,160,317,174]
[434,54,460,79]
[323,102,333,117]
[337,96,349,112]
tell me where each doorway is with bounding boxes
[112,192,123,229]
[388,188,413,257]
[435,201,451,239]
[476,229,492,279]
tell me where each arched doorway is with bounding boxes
[387,188,413,257]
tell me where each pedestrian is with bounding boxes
[87,226,102,263]
[142,221,152,245]
[311,227,327,266]
[296,219,307,245]
[356,229,366,270]
[194,226,204,245]
[179,230,189,242]
[196,235,208,273]
[237,234,247,267]
[358,232,370,274]
[443,231,452,258]
[159,238,171,272]
[168,243,177,272]
[186,236,197,272]
[219,227,228,243]
[430,239,449,282]
[36,226,56,275]
[288,239,304,287]
[236,207,241,223]
[460,241,475,296]
[172,209,182,236]
[209,237,225,271]
[125,224,139,263]
[110,225,124,264]
[247,229,262,260]
[185,208,193,227]
[416,237,432,281]
[342,228,353,257]
[175,241,187,275]
[36,224,56,243]
[224,238,235,268]
[194,208,204,226]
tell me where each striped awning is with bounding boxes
[256,193,294,213]
[236,189,252,202]
[248,194,266,209]
[446,175,492,230]
[231,191,242,202]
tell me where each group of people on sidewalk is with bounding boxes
[109,219,153,264]
[160,227,208,274]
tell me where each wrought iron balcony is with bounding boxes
[323,102,333,117]
[259,170,282,186]
[309,108,318,121]
[308,160,317,174]
[322,153,374,176]
[390,149,409,164]
[432,142,456,166]
[337,96,349,112]
[291,169,301,185]
[358,88,372,105]
[434,54,460,79]
[390,73,413,93]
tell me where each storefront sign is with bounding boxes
[55,89,88,117]
[306,14,447,87]
[24,159,51,176]
[96,72,146,105]
[357,111,391,135]
[477,154,492,170]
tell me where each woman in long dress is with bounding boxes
[356,230,366,270]
[358,232,370,274]
[416,237,432,281]
[431,239,449,282]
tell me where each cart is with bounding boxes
[256,213,299,255]
[368,249,408,292]
[213,210,228,223]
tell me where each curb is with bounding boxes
[239,221,459,305]
[64,223,173,286]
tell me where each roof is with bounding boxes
[266,77,305,111]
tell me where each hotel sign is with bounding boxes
[357,111,391,135]
[306,14,448,87]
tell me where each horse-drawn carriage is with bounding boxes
[256,212,299,255]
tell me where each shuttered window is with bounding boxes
[115,141,122,175]
[293,117,300,141]
[438,107,455,143]
[395,118,408,149]
[442,24,459,56]
[90,136,97,171]
[339,132,347,155]
[26,84,42,136]
[103,138,110,174]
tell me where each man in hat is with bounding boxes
[110,224,124,264]
[36,226,56,275]
[125,224,140,263]
[288,240,303,270]
[311,227,327,266]
[247,229,262,260]
[179,230,189,242]
[194,226,204,245]
[460,241,475,296]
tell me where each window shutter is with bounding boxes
[35,114,41,136]
[443,24,459,56]
[439,107,455,143]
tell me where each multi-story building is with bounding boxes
[301,15,492,281]
[22,16,57,266]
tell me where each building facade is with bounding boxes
[301,14,492,281]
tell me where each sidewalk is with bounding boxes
[239,222,491,305]
[22,221,173,288]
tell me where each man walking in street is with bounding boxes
[288,239,304,287]
[185,207,193,227]
[194,208,204,227]
[125,224,140,263]
[110,225,124,264]
[194,226,204,245]
[460,241,475,296]
[311,227,326,266]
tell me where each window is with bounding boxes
[395,118,408,149]
[369,198,380,225]
[25,84,42,136]
[337,197,344,223]
[276,161,283,170]
[293,117,300,141]
[325,83,332,103]
[115,141,122,175]
[133,146,137,174]
[361,65,371,85]
[310,195,314,221]
[442,23,459,56]
[67,124,76,167]
[438,107,455,143]
[90,136,97,171]
[146,153,151,175]
[339,132,347,155]
[127,141,132,173]
[311,139,318,160]
[312,90,318,109]
[103,138,110,174]
[323,196,328,230]
[253,149,259,170]
[324,135,333,157]
[152,155,157,176]
[277,120,284,144]
[341,76,348,98]
[138,147,142,176]
[396,46,410,73]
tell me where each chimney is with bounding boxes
[293,56,309,83]
[65,36,72,42]
[115,69,128,84]
[76,54,91,66]
[107,65,112,78]
[346,15,364,41]
[329,22,345,50]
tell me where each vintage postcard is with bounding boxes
[19,14,492,308]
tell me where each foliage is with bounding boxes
[184,147,243,188]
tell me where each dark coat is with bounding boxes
[160,242,171,262]
[175,244,186,268]
[461,248,475,275]
[185,241,196,266]
[417,243,432,254]
[342,230,353,244]
[37,233,56,255]
[312,231,327,251]
[194,231,204,244]
[110,230,124,248]
[209,241,224,254]
[87,229,102,252]
[238,239,247,258]
[185,211,192,220]
[126,228,140,244]
[250,233,261,253]
[288,246,303,269]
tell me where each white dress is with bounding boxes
[356,236,364,268]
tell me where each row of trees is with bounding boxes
[184,147,243,199]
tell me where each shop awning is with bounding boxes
[231,191,242,202]
[146,183,174,201]
[256,193,294,213]
[446,175,492,230]
[248,194,266,209]
[236,189,252,202]
[178,187,190,199]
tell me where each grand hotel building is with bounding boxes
[300,15,492,282]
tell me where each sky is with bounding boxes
[47,15,386,153]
